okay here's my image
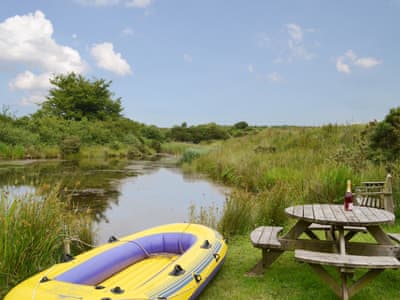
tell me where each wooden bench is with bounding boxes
[309,174,394,240]
[250,226,283,248]
[388,233,400,243]
[295,249,400,300]
[247,226,284,275]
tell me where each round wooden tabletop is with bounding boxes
[285,204,395,226]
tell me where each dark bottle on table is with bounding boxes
[344,179,353,211]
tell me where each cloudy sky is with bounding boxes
[0,1,399,126]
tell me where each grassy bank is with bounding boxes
[182,124,400,299]
[184,125,399,236]
[0,185,93,298]
[200,233,400,300]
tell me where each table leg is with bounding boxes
[282,219,311,239]
[367,225,395,245]
[341,272,349,300]
[246,248,284,276]
[339,226,346,255]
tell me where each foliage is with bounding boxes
[0,185,93,298]
[140,125,165,142]
[368,107,400,162]
[168,123,230,143]
[179,148,206,164]
[60,136,81,155]
[233,121,249,130]
[0,112,161,159]
[39,73,122,121]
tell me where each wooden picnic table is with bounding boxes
[249,204,400,299]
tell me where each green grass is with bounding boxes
[0,185,93,298]
[200,232,400,299]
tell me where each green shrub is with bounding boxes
[60,136,81,155]
[179,148,205,164]
[368,107,400,162]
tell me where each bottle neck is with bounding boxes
[346,180,352,193]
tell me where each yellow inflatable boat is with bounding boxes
[5,223,227,300]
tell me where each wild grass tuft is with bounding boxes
[0,184,94,298]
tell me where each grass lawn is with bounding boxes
[200,234,400,300]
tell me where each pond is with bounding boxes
[0,157,228,244]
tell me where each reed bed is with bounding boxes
[0,184,93,298]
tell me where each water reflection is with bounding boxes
[0,158,227,245]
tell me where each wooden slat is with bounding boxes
[352,206,370,223]
[285,206,294,215]
[331,205,347,223]
[313,204,325,221]
[295,250,400,269]
[294,205,303,218]
[321,204,335,221]
[308,223,331,230]
[280,238,400,256]
[303,204,314,220]
[388,233,400,243]
[250,226,283,248]
[250,227,264,245]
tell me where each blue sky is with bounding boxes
[0,0,399,127]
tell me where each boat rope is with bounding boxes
[128,240,151,257]
[178,223,192,254]
[69,237,97,248]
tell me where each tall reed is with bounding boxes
[0,184,93,298]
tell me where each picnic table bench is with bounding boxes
[249,204,400,299]
[295,249,400,300]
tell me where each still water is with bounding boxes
[0,158,227,244]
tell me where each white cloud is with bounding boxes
[0,11,86,74]
[0,10,87,105]
[268,23,316,63]
[247,64,254,73]
[345,49,357,61]
[90,42,132,75]
[183,53,192,63]
[336,49,382,74]
[76,0,152,8]
[336,57,351,74]
[354,57,382,68]
[72,33,78,39]
[267,72,283,83]
[285,23,314,61]
[286,23,303,43]
[125,0,152,8]
[9,71,52,91]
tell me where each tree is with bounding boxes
[40,73,122,121]
[368,107,400,162]
[234,121,249,130]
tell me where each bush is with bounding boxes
[179,148,204,164]
[368,107,400,162]
[60,136,81,155]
